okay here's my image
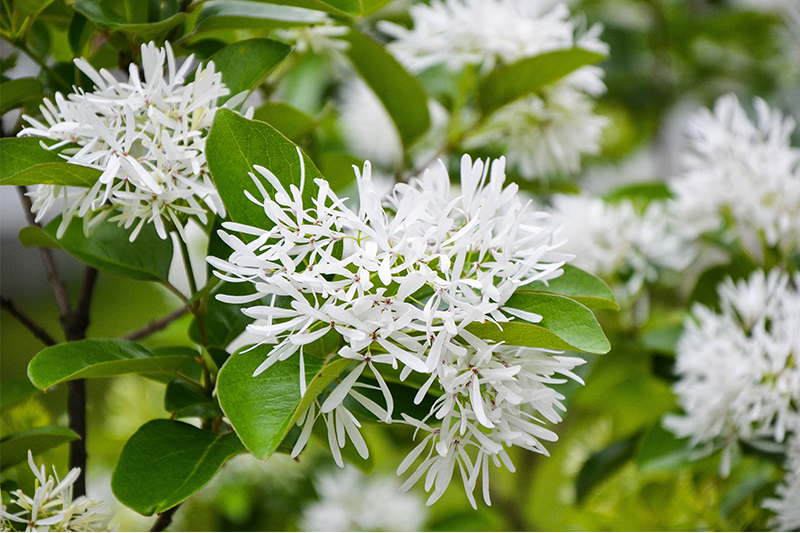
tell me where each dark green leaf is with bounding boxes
[466,293,611,354]
[0,78,43,114]
[637,423,693,474]
[603,182,673,203]
[344,29,430,146]
[527,264,619,311]
[72,0,187,37]
[0,380,39,412]
[14,0,56,18]
[27,340,193,390]
[18,215,173,282]
[112,420,245,516]
[360,0,394,15]
[189,282,256,351]
[1,162,101,188]
[478,49,606,116]
[206,39,291,103]
[217,331,347,460]
[68,11,91,56]
[0,426,79,470]
[164,379,222,419]
[206,109,321,233]
[194,1,327,34]
[252,102,316,143]
[576,432,642,504]
[251,0,360,16]
[689,258,757,310]
[641,324,683,356]
[317,151,360,193]
[0,138,63,180]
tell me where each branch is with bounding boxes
[0,295,57,346]
[150,505,180,532]
[124,307,190,341]
[16,186,73,318]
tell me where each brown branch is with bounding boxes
[0,295,58,346]
[16,186,73,318]
[124,307,190,341]
[150,505,180,532]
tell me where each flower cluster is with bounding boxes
[670,94,800,261]
[209,151,584,506]
[763,434,800,532]
[0,452,114,532]
[379,0,609,178]
[20,41,242,242]
[664,270,800,475]
[548,194,694,304]
[300,466,427,531]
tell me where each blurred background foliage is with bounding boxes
[1,0,797,530]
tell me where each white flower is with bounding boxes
[669,94,800,261]
[209,151,584,505]
[763,434,800,532]
[664,270,800,474]
[0,451,114,532]
[274,20,350,55]
[300,466,427,531]
[548,194,694,303]
[19,41,246,242]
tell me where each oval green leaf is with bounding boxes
[252,102,316,143]
[0,426,80,470]
[206,39,291,103]
[217,332,348,460]
[164,379,222,419]
[18,215,173,282]
[575,432,642,504]
[527,264,619,311]
[0,380,39,412]
[0,78,43,114]
[344,28,431,147]
[478,48,606,116]
[1,138,63,180]
[466,292,611,354]
[111,419,245,516]
[251,0,360,16]
[27,339,193,390]
[206,109,321,233]
[194,1,327,34]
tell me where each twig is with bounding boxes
[0,295,58,346]
[150,505,180,532]
[16,186,73,318]
[124,307,191,341]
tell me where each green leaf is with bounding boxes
[527,264,619,311]
[189,282,256,351]
[0,138,63,179]
[27,340,193,390]
[689,258,757,310]
[217,331,348,460]
[466,292,611,354]
[67,11,91,56]
[603,182,673,203]
[112,419,245,516]
[641,324,683,356]
[0,426,79,470]
[1,162,101,188]
[575,432,642,504]
[360,0,394,15]
[317,151,360,193]
[252,102,316,143]
[206,39,291,103]
[164,379,222,419]
[73,0,187,37]
[18,215,173,282]
[194,1,327,34]
[206,109,321,233]
[0,78,43,114]
[637,423,693,474]
[344,29,430,146]
[478,48,606,116]
[14,0,56,18]
[0,380,39,412]
[251,0,360,17]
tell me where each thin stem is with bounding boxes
[150,504,180,532]
[0,295,57,346]
[124,307,191,341]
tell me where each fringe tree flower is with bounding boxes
[300,466,427,531]
[763,434,800,532]
[664,270,800,476]
[379,0,609,178]
[209,151,584,506]
[670,94,800,261]
[0,451,114,532]
[19,41,246,242]
[548,194,694,304]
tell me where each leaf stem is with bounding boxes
[150,505,181,532]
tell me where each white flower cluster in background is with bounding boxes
[274,20,350,56]
[0,452,114,532]
[664,270,800,475]
[379,0,609,179]
[209,151,584,506]
[670,94,800,261]
[300,466,427,531]
[548,194,694,304]
[763,435,800,532]
[19,41,245,242]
